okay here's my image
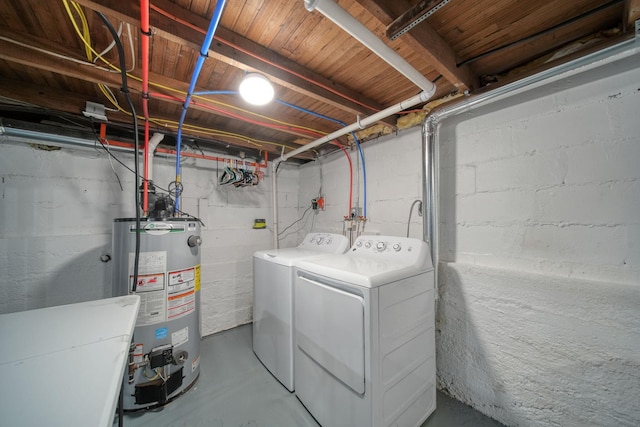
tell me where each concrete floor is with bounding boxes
[117,324,504,427]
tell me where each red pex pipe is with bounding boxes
[151,91,352,212]
[97,123,267,169]
[149,4,380,114]
[150,91,323,138]
[141,0,151,214]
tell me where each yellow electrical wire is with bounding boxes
[71,0,92,61]
[63,1,291,150]
[63,1,302,152]
[64,0,120,115]
[62,0,327,137]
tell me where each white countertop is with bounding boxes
[0,295,140,427]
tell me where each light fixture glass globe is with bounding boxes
[239,73,274,106]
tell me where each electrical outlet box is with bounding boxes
[312,197,325,211]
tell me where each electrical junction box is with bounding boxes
[312,197,325,210]
[149,344,174,368]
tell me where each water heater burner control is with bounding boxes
[187,235,202,247]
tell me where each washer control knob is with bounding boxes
[316,237,324,245]
[365,241,372,248]
[393,243,402,252]
[187,235,202,247]
[326,238,332,245]
[376,241,387,252]
[356,241,363,247]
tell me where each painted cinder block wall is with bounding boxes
[297,53,640,426]
[296,128,425,241]
[0,142,300,336]
[435,53,640,426]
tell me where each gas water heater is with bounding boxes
[112,217,202,410]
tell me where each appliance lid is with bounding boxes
[295,253,431,288]
[295,236,433,288]
[253,233,349,266]
[253,248,332,266]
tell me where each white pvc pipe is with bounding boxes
[304,0,436,96]
[146,133,165,182]
[281,91,431,161]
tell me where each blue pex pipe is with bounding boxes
[175,0,227,211]
[193,90,238,96]
[275,99,368,218]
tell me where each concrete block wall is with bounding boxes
[436,52,640,426]
[295,53,640,426]
[0,141,299,336]
[297,127,425,240]
[0,144,123,313]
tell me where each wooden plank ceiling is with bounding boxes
[0,0,637,161]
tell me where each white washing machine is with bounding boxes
[294,235,436,427]
[253,233,349,392]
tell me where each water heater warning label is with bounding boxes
[129,251,168,326]
[133,273,165,292]
[167,267,196,320]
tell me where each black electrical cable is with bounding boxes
[96,11,141,296]
[97,12,144,425]
[96,11,139,426]
[278,206,312,236]
[91,128,206,225]
[90,128,170,192]
[118,382,124,427]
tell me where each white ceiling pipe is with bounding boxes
[280,91,430,161]
[304,0,436,96]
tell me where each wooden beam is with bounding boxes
[624,0,640,32]
[0,28,322,141]
[0,77,307,156]
[71,0,395,125]
[386,0,450,41]
[356,0,478,92]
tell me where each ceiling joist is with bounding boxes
[355,0,478,92]
[71,0,396,126]
[0,28,329,142]
[624,0,640,31]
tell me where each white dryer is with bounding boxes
[294,235,436,427]
[253,233,349,392]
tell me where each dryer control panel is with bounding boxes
[298,233,349,253]
[351,235,430,266]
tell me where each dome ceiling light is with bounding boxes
[239,73,274,106]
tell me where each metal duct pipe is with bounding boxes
[304,0,436,96]
[422,116,439,300]
[0,121,132,153]
[281,91,431,161]
[422,118,437,269]
[421,37,639,297]
[272,161,279,249]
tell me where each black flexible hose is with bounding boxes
[96,11,141,294]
